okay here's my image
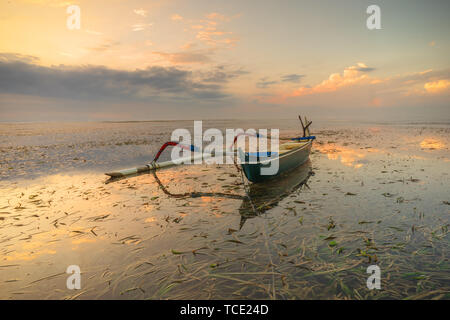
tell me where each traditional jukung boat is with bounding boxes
[238,116,315,183]
[105,116,315,181]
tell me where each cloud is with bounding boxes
[201,66,249,83]
[152,51,211,64]
[18,0,74,7]
[369,97,382,106]
[350,62,375,72]
[85,29,103,36]
[206,12,228,21]
[133,8,148,17]
[0,53,246,103]
[281,74,305,83]
[180,42,197,50]
[396,70,450,96]
[256,78,278,88]
[171,14,183,21]
[132,23,152,32]
[0,52,40,64]
[258,63,450,107]
[86,40,120,52]
[424,79,450,93]
[196,29,234,45]
[256,74,305,88]
[184,12,239,49]
[59,51,75,57]
[290,63,375,97]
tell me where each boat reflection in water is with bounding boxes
[238,160,312,228]
[106,161,312,229]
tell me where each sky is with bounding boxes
[0,0,449,121]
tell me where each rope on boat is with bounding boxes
[231,118,311,299]
[152,170,245,200]
[229,131,265,172]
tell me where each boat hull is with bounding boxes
[240,141,312,183]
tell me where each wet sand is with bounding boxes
[0,120,449,299]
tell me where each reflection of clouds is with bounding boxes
[4,228,101,262]
[4,231,61,261]
[5,248,57,262]
[71,237,97,251]
[315,144,374,168]
[200,196,214,203]
[420,138,445,150]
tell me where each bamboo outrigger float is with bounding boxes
[105,153,209,178]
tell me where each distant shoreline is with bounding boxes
[1,119,450,126]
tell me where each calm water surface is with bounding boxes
[0,120,449,299]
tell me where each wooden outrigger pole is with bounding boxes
[104,153,210,177]
[105,142,211,177]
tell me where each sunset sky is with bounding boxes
[0,0,449,121]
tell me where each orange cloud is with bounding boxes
[424,79,450,94]
[290,63,373,97]
[171,14,183,21]
[259,64,449,106]
[180,42,196,50]
[369,97,382,106]
[182,12,239,49]
[19,0,74,7]
[206,12,227,21]
[152,51,211,64]
[132,23,152,32]
[133,8,148,17]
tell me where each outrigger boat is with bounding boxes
[105,116,315,182]
[238,116,314,183]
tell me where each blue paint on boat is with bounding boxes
[291,136,316,141]
[246,151,279,157]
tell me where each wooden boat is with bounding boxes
[106,116,314,181]
[239,116,314,183]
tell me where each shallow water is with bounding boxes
[0,120,449,299]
